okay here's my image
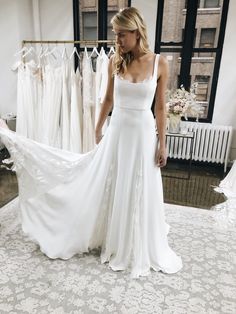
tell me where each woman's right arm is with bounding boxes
[95,55,115,144]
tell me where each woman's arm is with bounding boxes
[154,55,169,167]
[95,56,115,144]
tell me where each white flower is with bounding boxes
[166,82,204,120]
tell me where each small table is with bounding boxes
[161,131,195,179]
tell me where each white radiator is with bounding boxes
[166,121,233,172]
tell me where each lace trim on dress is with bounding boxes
[100,164,116,264]
[117,75,154,85]
[0,129,98,200]
[129,158,145,278]
[89,163,114,250]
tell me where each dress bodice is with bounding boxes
[113,54,159,111]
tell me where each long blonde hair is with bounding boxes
[111,7,150,75]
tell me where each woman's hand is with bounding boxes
[95,129,103,144]
[155,146,167,168]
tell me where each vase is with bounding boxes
[168,114,181,134]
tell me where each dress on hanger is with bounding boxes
[41,63,62,148]
[82,49,96,153]
[13,60,38,140]
[95,48,109,135]
[70,67,83,153]
[0,53,182,279]
[60,59,71,151]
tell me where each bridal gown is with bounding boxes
[0,54,182,278]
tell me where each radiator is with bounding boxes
[166,121,233,172]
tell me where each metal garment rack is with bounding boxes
[22,39,116,47]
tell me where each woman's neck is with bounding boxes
[130,46,150,60]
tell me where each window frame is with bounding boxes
[73,0,131,60]
[155,0,230,123]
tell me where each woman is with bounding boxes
[0,7,182,278]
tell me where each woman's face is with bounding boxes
[113,28,139,54]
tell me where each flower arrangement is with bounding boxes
[166,83,204,121]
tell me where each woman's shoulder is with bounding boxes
[157,54,168,67]
[157,54,168,80]
[148,53,168,68]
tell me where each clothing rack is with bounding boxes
[22,39,116,45]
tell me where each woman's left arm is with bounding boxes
[154,55,169,167]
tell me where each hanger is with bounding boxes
[61,43,68,59]
[70,46,80,60]
[89,46,99,58]
[100,46,105,55]
[22,46,35,58]
[14,46,28,57]
[108,46,115,57]
[44,45,59,60]
[39,44,49,59]
[84,46,89,59]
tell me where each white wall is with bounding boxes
[39,0,73,40]
[131,0,158,51]
[212,0,236,160]
[0,0,73,116]
[0,0,34,115]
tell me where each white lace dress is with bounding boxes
[0,54,182,278]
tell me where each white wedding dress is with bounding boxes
[0,54,182,278]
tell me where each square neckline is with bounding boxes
[117,54,158,84]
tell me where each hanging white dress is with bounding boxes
[0,54,182,279]
[41,63,62,148]
[13,60,37,140]
[70,67,83,153]
[60,60,71,150]
[95,50,103,125]
[13,61,27,137]
[82,49,96,153]
[34,62,44,143]
[95,48,109,134]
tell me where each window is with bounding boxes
[195,75,210,101]
[76,0,129,43]
[204,0,220,8]
[107,11,117,40]
[200,28,216,48]
[82,12,97,40]
[155,0,228,122]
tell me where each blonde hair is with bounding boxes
[111,7,150,75]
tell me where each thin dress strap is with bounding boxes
[152,54,160,81]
